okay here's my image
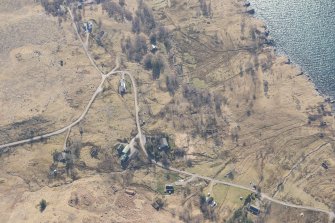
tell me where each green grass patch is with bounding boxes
[155,172,180,194]
[191,78,208,89]
[212,184,251,207]
[182,53,196,65]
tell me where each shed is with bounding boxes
[83,22,93,33]
[152,201,160,211]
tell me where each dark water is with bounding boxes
[248,0,335,99]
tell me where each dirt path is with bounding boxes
[0,7,118,150]
[68,7,102,76]
[113,71,148,158]
[153,162,334,221]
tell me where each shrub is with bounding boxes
[39,199,47,212]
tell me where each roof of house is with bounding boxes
[120,79,126,88]
[159,138,169,149]
[152,202,160,210]
[249,205,260,215]
[122,145,130,154]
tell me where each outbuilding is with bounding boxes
[158,138,169,151]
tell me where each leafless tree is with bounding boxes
[166,75,179,95]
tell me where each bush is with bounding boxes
[186,159,193,167]
[161,152,170,167]
[149,33,157,45]
[157,26,169,42]
[174,148,186,158]
[39,199,47,212]
[124,9,133,21]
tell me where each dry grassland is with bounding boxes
[0,0,334,222]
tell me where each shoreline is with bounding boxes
[244,2,335,110]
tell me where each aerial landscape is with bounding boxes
[0,0,334,222]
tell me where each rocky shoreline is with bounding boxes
[242,1,335,112]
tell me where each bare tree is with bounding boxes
[152,54,164,79]
[143,53,153,70]
[166,74,179,95]
[132,16,141,33]
[136,2,156,34]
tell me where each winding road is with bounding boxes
[0,5,333,222]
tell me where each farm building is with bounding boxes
[158,137,169,151]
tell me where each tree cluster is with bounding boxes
[40,0,66,17]
[227,208,253,223]
[199,195,217,220]
[121,34,148,62]
[183,85,212,108]
[133,0,156,34]
[117,1,174,82]
[166,75,179,95]
[102,0,132,22]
